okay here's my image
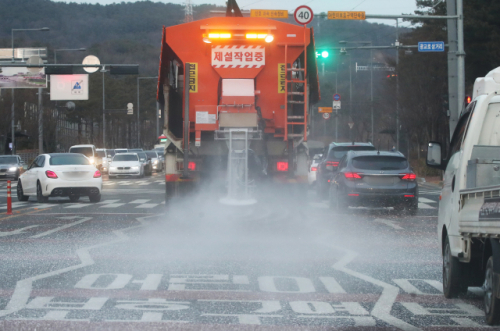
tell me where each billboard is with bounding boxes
[50,74,89,100]
[0,66,47,88]
[0,48,47,60]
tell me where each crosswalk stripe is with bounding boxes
[130,199,151,204]
[418,202,436,209]
[98,200,121,204]
[64,203,92,209]
[419,197,436,203]
[99,203,126,208]
[135,203,158,209]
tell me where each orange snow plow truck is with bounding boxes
[157,5,320,201]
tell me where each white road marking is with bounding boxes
[374,218,403,230]
[418,202,436,209]
[319,277,346,293]
[332,249,421,331]
[393,279,443,295]
[30,217,92,239]
[135,204,158,209]
[258,276,316,293]
[98,199,121,204]
[418,197,436,203]
[141,312,163,321]
[130,199,151,204]
[100,203,126,208]
[0,225,39,237]
[64,203,92,209]
[0,215,151,318]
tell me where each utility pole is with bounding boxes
[370,48,374,143]
[38,88,43,154]
[446,0,458,136]
[395,19,400,150]
[456,0,465,132]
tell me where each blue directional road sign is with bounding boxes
[418,41,445,52]
[333,93,341,101]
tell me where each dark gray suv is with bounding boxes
[316,142,376,195]
[328,150,418,214]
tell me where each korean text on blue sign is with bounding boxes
[418,41,445,52]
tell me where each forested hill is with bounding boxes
[0,0,404,75]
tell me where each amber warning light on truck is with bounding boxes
[203,32,274,43]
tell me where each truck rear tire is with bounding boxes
[165,181,176,203]
[484,256,500,325]
[443,237,467,298]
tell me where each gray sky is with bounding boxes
[52,0,419,27]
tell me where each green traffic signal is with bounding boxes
[316,50,330,59]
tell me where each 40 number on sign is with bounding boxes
[294,6,314,25]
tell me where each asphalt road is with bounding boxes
[0,176,491,330]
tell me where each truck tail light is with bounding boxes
[45,170,58,179]
[344,172,362,180]
[400,173,416,181]
[311,167,317,171]
[188,162,196,171]
[93,170,102,178]
[277,161,288,172]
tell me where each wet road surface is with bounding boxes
[0,176,491,330]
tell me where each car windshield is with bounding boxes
[352,156,408,171]
[49,154,91,165]
[115,149,128,154]
[113,154,138,162]
[129,149,143,152]
[328,146,375,160]
[137,153,147,160]
[106,150,115,157]
[145,151,157,158]
[69,147,93,157]
[96,150,106,158]
[0,156,17,164]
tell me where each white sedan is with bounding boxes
[17,153,102,203]
[108,153,144,179]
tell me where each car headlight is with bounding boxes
[153,160,158,164]
[110,167,117,171]
[131,166,139,170]
[9,167,17,171]
[89,157,95,164]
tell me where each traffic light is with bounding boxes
[316,50,329,59]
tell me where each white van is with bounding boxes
[427,66,500,325]
[69,145,100,168]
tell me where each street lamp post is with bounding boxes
[137,77,158,148]
[10,27,50,155]
[102,68,107,147]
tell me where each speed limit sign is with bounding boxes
[294,5,314,25]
